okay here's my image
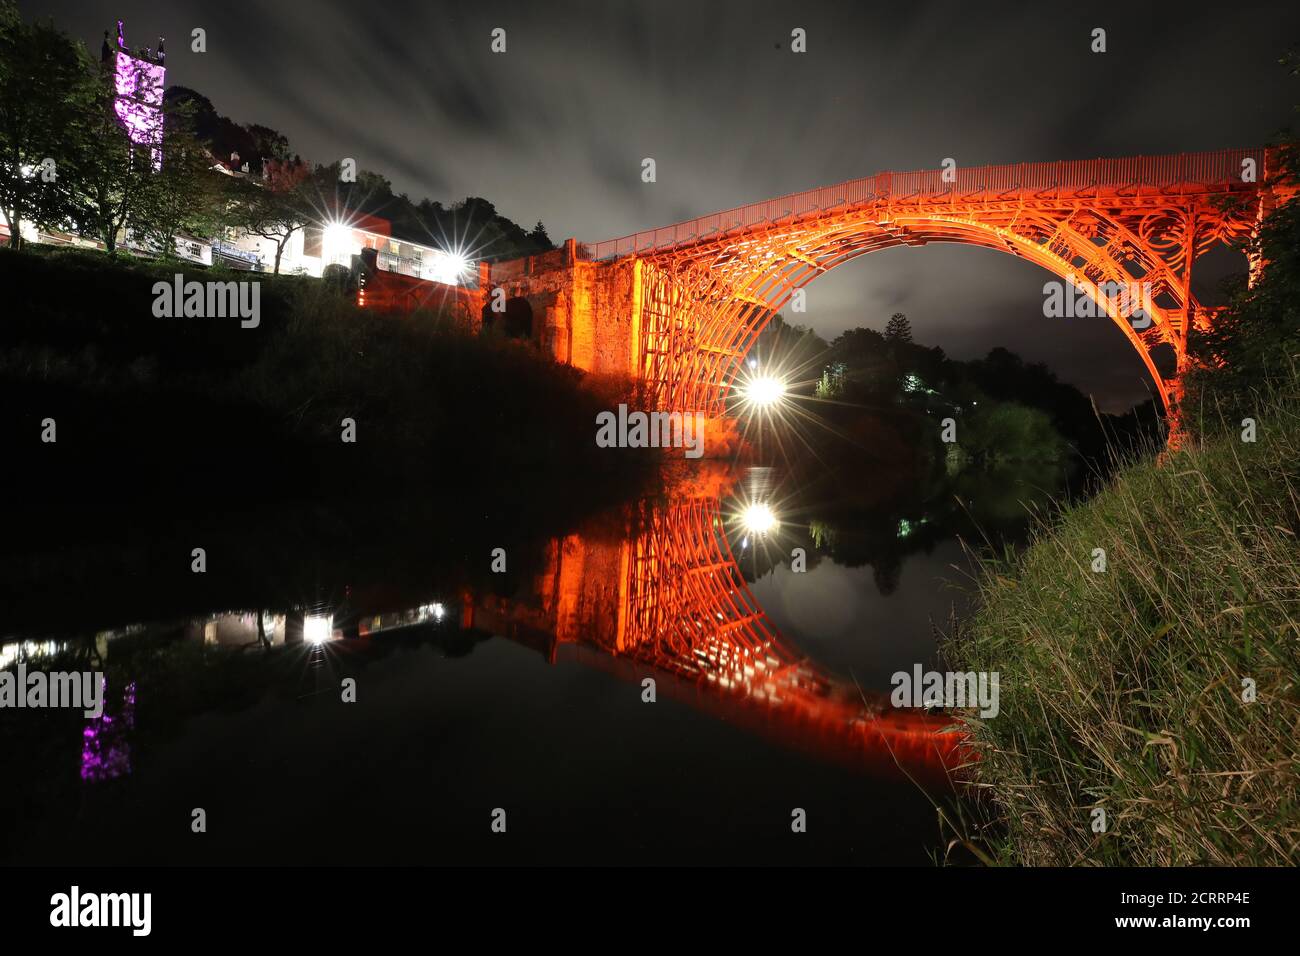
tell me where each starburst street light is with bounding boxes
[429,250,470,285]
[324,222,352,247]
[743,374,787,407]
[322,221,355,267]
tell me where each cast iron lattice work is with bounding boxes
[610,495,963,773]
[591,148,1289,432]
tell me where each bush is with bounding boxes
[960,401,1068,464]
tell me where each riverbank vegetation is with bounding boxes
[0,245,650,504]
[752,313,1159,475]
[944,143,1300,866]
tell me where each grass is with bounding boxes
[944,367,1300,866]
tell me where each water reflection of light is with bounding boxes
[358,600,450,636]
[742,503,778,534]
[304,613,334,644]
[81,678,136,783]
[0,639,62,670]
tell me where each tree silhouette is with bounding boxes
[0,4,94,250]
[527,220,553,250]
[884,312,913,343]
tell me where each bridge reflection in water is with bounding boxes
[459,468,967,786]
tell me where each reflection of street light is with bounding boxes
[742,503,778,534]
[304,613,334,644]
[744,375,786,407]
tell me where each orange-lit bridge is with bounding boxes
[460,470,965,783]
[486,147,1290,428]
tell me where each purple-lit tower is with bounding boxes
[107,20,166,168]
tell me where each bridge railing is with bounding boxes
[585,148,1265,261]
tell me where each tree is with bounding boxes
[1186,141,1300,423]
[816,363,846,399]
[884,312,913,344]
[751,313,829,383]
[527,219,553,250]
[165,87,296,178]
[829,326,895,397]
[234,157,312,273]
[66,54,163,253]
[244,123,293,168]
[134,107,229,258]
[0,4,96,249]
[960,400,1067,463]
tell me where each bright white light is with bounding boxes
[324,223,352,246]
[745,375,786,407]
[323,223,353,264]
[304,613,334,645]
[428,251,469,285]
[324,225,353,266]
[742,503,778,534]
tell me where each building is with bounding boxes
[2,19,475,305]
[220,208,471,285]
[104,19,166,169]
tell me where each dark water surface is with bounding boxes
[0,457,1068,865]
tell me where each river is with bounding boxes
[0,455,1070,864]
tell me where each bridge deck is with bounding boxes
[586,148,1266,261]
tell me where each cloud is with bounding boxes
[34,0,1299,409]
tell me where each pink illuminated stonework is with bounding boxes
[112,25,165,168]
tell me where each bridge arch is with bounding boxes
[600,148,1281,433]
[482,295,534,340]
[639,210,1212,421]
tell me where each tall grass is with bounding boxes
[945,368,1300,865]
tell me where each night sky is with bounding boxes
[22,0,1300,411]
